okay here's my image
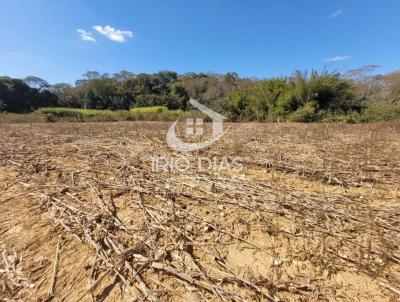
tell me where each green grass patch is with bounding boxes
[2,106,213,123]
[130,106,168,114]
[37,107,107,116]
[33,107,197,122]
[35,108,127,122]
[129,106,181,121]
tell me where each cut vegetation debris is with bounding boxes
[0,122,399,301]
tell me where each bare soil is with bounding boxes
[0,122,399,301]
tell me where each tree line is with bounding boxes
[1,66,400,122]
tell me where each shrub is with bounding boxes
[360,100,400,122]
[45,113,56,122]
[287,102,317,122]
[224,90,251,121]
[321,112,361,124]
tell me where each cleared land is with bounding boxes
[0,122,399,301]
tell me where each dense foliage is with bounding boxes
[1,67,400,122]
[223,71,364,122]
[0,76,58,113]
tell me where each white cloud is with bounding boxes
[330,9,343,18]
[77,29,96,42]
[324,56,353,62]
[93,25,133,43]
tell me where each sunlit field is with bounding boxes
[1,121,399,301]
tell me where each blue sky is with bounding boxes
[1,0,399,84]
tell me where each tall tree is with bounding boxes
[23,76,50,90]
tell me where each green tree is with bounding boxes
[51,83,81,107]
[171,83,189,110]
[23,76,50,90]
[0,77,35,112]
[0,76,58,112]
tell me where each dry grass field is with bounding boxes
[0,121,399,301]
